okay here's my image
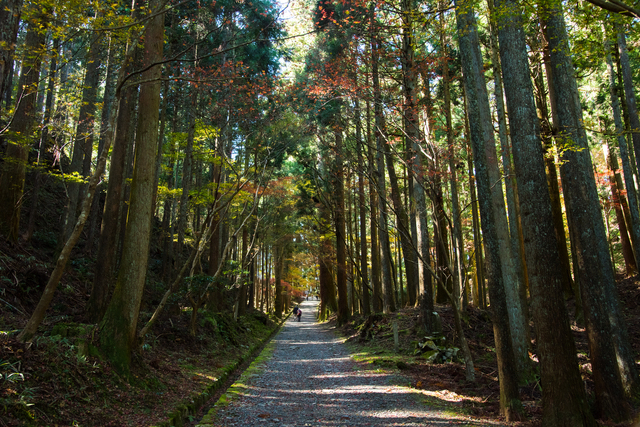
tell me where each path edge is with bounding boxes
[154,313,290,427]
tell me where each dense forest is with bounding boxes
[0,0,639,424]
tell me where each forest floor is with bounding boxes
[0,231,285,426]
[334,277,640,427]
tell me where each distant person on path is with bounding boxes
[293,306,299,319]
[296,308,302,322]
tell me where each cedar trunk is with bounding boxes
[454,0,521,418]
[99,4,164,375]
[495,0,595,423]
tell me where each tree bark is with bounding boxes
[455,0,521,418]
[606,35,640,267]
[334,125,350,324]
[494,0,595,423]
[62,32,103,244]
[0,10,48,242]
[26,38,60,243]
[371,22,395,314]
[355,99,371,316]
[604,141,636,274]
[0,0,22,116]
[616,24,640,182]
[99,2,164,376]
[88,44,140,322]
[541,5,636,419]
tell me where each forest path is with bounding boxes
[198,300,500,426]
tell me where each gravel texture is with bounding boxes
[199,300,502,426]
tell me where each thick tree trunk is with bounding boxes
[531,50,575,298]
[0,11,48,242]
[487,3,531,378]
[88,46,139,322]
[455,0,521,419]
[494,0,595,424]
[99,3,164,376]
[541,5,636,419]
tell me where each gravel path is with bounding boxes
[199,300,501,426]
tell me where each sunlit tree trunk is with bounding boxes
[455,0,521,418]
[334,125,349,324]
[604,141,636,274]
[541,4,637,419]
[616,24,640,182]
[26,38,60,243]
[62,32,103,245]
[366,97,382,313]
[0,9,49,242]
[0,0,22,116]
[355,99,371,316]
[371,28,395,314]
[605,35,640,266]
[495,0,595,423]
[439,5,464,309]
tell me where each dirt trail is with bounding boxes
[198,300,502,426]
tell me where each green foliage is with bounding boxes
[413,333,460,364]
[0,359,35,421]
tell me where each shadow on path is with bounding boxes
[201,300,502,426]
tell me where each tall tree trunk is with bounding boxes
[99,3,164,375]
[85,36,118,254]
[455,0,521,419]
[0,0,22,117]
[26,38,60,242]
[604,140,636,274]
[88,45,140,322]
[495,0,595,423]
[367,99,382,313]
[62,32,103,244]
[399,1,419,306]
[177,91,198,253]
[541,5,637,419]
[531,47,575,298]
[467,137,485,308]
[616,24,640,183]
[356,99,371,316]
[334,125,350,324]
[371,23,395,314]
[439,5,464,309]
[0,9,49,242]
[606,35,640,266]
[486,0,531,379]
